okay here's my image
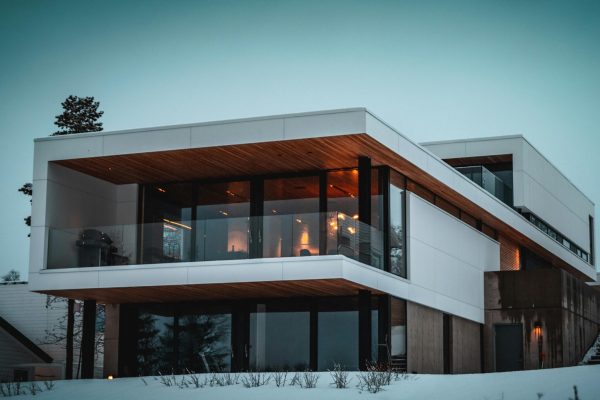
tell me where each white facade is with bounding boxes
[421,135,595,256]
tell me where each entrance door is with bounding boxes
[494,324,523,372]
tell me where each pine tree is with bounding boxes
[52,95,104,135]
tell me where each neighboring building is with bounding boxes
[27,108,598,377]
[0,282,65,381]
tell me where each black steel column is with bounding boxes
[81,300,97,379]
[310,301,319,371]
[358,157,372,266]
[319,171,328,256]
[358,290,372,370]
[380,167,390,273]
[65,299,74,379]
[250,178,264,259]
[231,304,250,372]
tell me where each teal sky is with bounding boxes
[0,0,598,278]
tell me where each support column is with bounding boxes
[358,157,372,266]
[358,290,372,370]
[81,300,97,379]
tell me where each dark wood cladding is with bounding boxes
[37,279,378,304]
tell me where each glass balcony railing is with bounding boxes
[46,212,384,270]
[456,165,513,207]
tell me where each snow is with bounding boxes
[10,365,600,400]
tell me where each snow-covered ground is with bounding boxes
[6,365,600,400]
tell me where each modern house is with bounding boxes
[27,108,599,378]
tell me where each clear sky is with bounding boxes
[0,0,598,278]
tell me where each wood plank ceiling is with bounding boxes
[40,279,376,304]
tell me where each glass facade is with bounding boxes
[389,170,406,278]
[119,295,384,375]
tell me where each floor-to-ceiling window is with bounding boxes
[142,183,194,264]
[249,304,310,371]
[389,170,406,278]
[262,175,320,258]
[138,167,405,272]
[195,180,251,261]
[390,297,407,360]
[122,303,232,376]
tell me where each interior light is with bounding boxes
[107,375,114,380]
[296,218,302,224]
[534,321,542,337]
[352,214,359,220]
[157,187,166,193]
[347,227,356,234]
[219,210,229,216]
[162,218,192,230]
[338,213,346,220]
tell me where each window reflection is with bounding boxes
[318,310,358,370]
[133,305,232,375]
[390,170,406,277]
[249,306,310,371]
[142,183,194,263]
[263,176,320,257]
[196,181,250,261]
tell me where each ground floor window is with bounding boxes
[118,295,391,375]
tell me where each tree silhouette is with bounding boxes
[52,95,104,135]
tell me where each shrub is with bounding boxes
[241,371,271,388]
[272,371,288,387]
[299,370,319,389]
[329,364,350,388]
[356,363,392,394]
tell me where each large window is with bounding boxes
[318,309,359,370]
[389,170,406,277]
[142,183,194,264]
[390,297,407,359]
[195,181,251,261]
[263,176,320,258]
[126,304,232,376]
[249,306,310,371]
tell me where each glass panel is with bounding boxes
[389,179,405,277]
[131,306,232,375]
[263,176,320,258]
[142,183,194,263]
[178,313,232,373]
[318,310,358,370]
[195,181,250,261]
[390,297,406,358]
[371,309,379,363]
[249,307,310,371]
[327,169,358,218]
[370,169,384,269]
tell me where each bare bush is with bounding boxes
[158,372,177,387]
[0,381,25,397]
[27,382,42,396]
[289,372,301,387]
[241,371,271,388]
[357,363,392,394]
[329,363,350,388]
[43,381,55,391]
[299,370,319,389]
[569,385,580,400]
[272,371,288,387]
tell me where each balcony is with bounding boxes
[456,165,513,207]
[46,212,384,270]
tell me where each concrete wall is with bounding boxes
[407,301,443,374]
[484,269,600,371]
[408,193,500,322]
[422,136,595,255]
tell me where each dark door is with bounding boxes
[494,324,523,372]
